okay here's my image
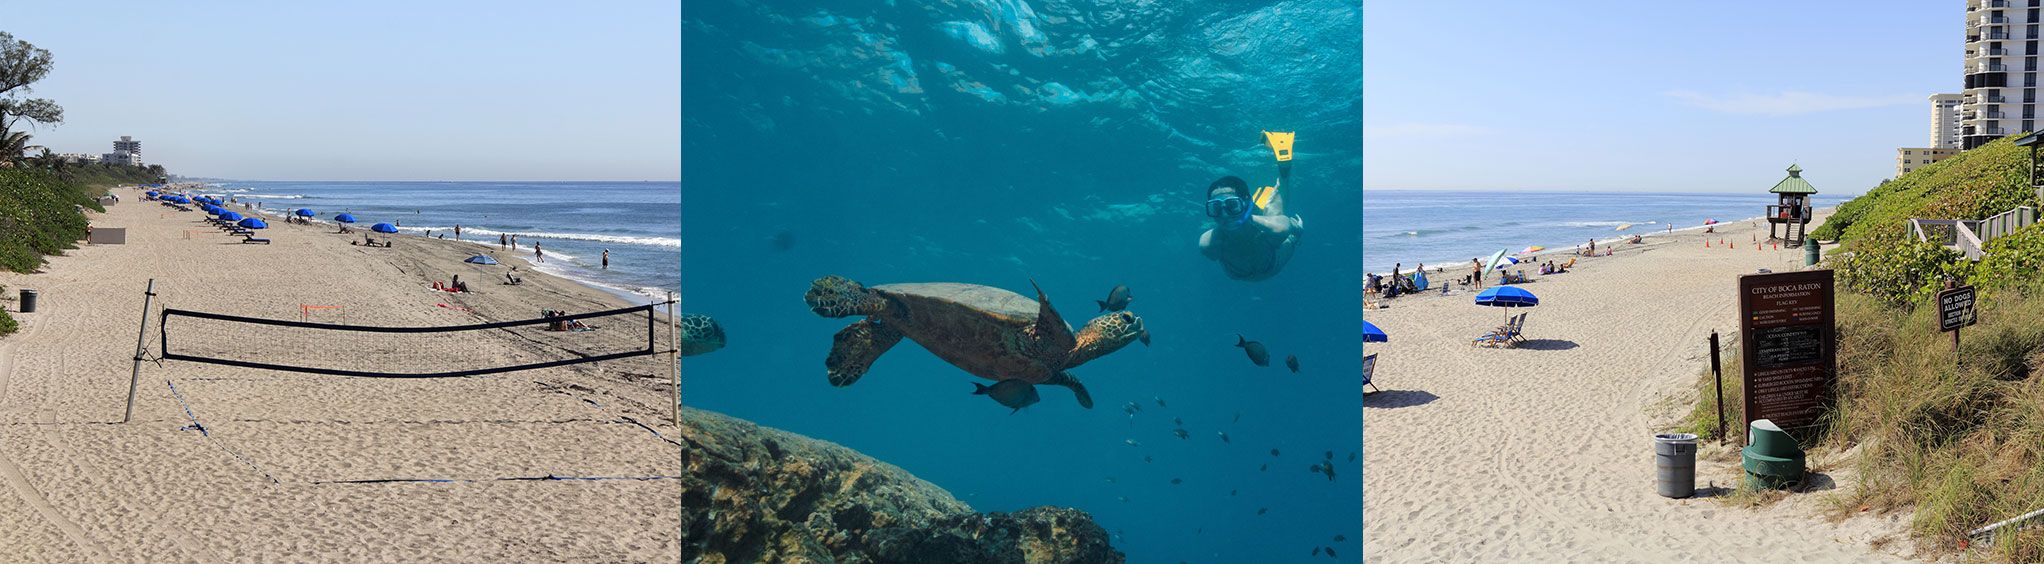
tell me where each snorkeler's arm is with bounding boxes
[1198,229,1218,259]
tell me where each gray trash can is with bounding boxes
[1654,433,1698,498]
[18,289,37,313]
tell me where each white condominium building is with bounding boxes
[1962,0,2042,149]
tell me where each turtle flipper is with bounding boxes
[1045,371,1093,409]
[1027,279,1078,362]
[826,319,902,387]
[807,275,888,318]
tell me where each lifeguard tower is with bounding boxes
[1766,164,1816,248]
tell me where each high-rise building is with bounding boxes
[1931,93,1963,148]
[105,135,141,166]
[1961,0,2038,149]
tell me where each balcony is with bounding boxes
[1987,111,2009,119]
[1990,32,2014,40]
[1989,96,2010,103]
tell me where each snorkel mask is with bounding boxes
[1206,195,1253,230]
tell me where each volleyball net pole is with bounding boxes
[123,278,156,424]
[667,291,680,428]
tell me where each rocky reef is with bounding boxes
[680,407,1123,563]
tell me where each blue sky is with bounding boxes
[1365,1,1953,194]
[6,1,678,180]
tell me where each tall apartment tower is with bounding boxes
[1931,93,1964,148]
[1962,0,2043,149]
[112,135,139,157]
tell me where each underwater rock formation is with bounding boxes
[680,407,1123,563]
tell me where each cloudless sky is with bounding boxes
[1366,1,1954,194]
[6,1,678,181]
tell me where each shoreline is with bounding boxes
[1371,208,1836,278]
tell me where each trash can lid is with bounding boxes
[1654,433,1698,443]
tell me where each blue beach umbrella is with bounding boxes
[295,208,315,217]
[220,211,244,222]
[237,217,267,229]
[145,191,158,198]
[370,223,398,234]
[1474,286,1540,324]
[335,213,358,224]
[1363,321,1389,343]
[464,255,499,265]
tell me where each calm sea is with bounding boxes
[215,181,679,303]
[1362,189,1853,274]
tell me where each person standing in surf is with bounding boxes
[1200,131,1304,281]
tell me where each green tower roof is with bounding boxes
[1769,164,1817,195]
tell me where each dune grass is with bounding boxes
[1677,285,2044,560]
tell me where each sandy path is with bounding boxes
[0,187,679,561]
[1363,214,1922,562]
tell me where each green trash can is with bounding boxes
[1742,419,1806,489]
[1803,238,1820,266]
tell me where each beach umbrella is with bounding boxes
[464,255,500,265]
[371,223,398,234]
[335,213,358,224]
[1475,286,1540,324]
[1615,223,1633,231]
[1363,321,1388,343]
[1493,256,1521,270]
[1519,245,1545,255]
[237,217,267,229]
[220,211,244,222]
[145,191,158,198]
[1704,218,1720,225]
[1482,248,1510,274]
[294,208,315,217]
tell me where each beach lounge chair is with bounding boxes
[1361,354,1381,394]
[240,233,270,244]
[1474,313,1526,347]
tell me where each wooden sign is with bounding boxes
[1738,269,1836,442]
[1938,285,1977,333]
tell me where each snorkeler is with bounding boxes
[1199,131,1304,281]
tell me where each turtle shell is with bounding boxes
[871,283,1069,383]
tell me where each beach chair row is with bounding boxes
[1473,313,1528,348]
[203,216,269,244]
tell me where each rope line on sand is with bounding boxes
[166,378,280,484]
[310,474,681,485]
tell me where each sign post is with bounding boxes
[1938,281,1977,354]
[1737,270,1837,446]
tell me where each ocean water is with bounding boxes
[216,181,680,303]
[1362,190,1854,275]
[683,1,1362,561]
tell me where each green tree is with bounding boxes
[0,32,61,165]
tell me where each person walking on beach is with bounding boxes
[601,249,610,270]
[510,234,518,249]
[534,242,544,263]
[499,233,507,248]
[1470,258,1484,289]
[454,224,461,240]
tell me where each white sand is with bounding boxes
[0,187,678,561]
[1364,213,1929,562]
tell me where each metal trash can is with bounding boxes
[1654,433,1699,498]
[1804,238,1821,266]
[18,289,38,313]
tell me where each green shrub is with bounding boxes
[0,309,18,335]
[0,167,143,273]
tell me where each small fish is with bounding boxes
[1333,535,1346,542]
[1314,548,1323,557]
[1173,417,1183,426]
[1233,412,1241,423]
[1139,329,1151,346]
[1125,439,1142,448]
[1172,429,1189,440]
[1348,452,1356,462]
[1230,489,1237,496]
[1270,448,1281,457]
[1325,450,1334,460]
[1217,431,1230,443]
[1170,478,1182,485]
[1118,496,1129,503]
[1236,335,1271,366]
[1155,397,1167,408]
[1286,354,1300,373]
[1257,507,1269,516]
[1196,527,1202,535]
[1325,547,1337,558]
[972,380,1039,413]
[1097,285,1133,312]
[768,229,794,251]
[1310,463,1323,474]
[1104,476,1116,483]
[1259,463,1268,472]
[1143,455,1153,463]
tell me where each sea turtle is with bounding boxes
[680,313,726,356]
[803,275,1146,408]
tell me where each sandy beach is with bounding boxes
[0,187,679,561]
[1363,211,1925,562]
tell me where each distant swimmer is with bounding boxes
[602,248,610,270]
[534,242,544,263]
[1199,131,1303,281]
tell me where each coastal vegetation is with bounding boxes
[1682,137,2044,560]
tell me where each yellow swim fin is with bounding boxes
[1251,185,1276,211]
[1262,131,1294,162]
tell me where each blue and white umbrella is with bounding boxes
[464,255,500,265]
[1363,321,1388,343]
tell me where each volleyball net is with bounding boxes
[159,303,671,378]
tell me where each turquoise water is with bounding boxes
[1362,190,1853,275]
[217,181,680,303]
[683,1,1362,561]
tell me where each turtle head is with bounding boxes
[1069,310,1144,366]
[679,313,727,357]
[806,275,886,318]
